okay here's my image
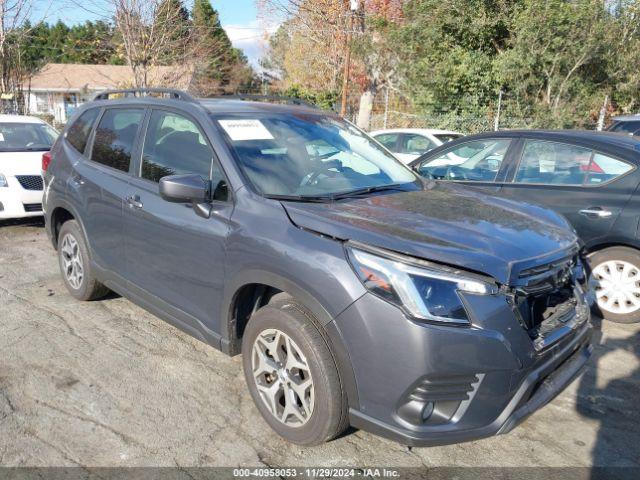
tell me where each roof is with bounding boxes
[0,114,45,124]
[28,63,193,92]
[198,98,325,115]
[612,114,640,121]
[369,128,463,136]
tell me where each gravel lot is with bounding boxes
[1,218,639,469]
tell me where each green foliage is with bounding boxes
[282,85,338,111]
[19,20,121,73]
[393,0,640,128]
[191,0,254,92]
[268,0,640,130]
[395,0,513,116]
[155,0,192,63]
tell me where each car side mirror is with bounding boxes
[159,174,210,204]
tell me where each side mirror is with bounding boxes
[159,174,210,203]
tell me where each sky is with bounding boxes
[30,0,277,68]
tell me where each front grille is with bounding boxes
[23,203,42,212]
[15,175,43,191]
[509,254,588,350]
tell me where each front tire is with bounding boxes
[57,220,109,301]
[588,246,640,324]
[241,297,348,445]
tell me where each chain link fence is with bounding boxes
[349,90,600,134]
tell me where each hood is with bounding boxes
[0,151,44,176]
[281,183,578,285]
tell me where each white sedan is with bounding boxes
[370,128,463,164]
[0,115,58,220]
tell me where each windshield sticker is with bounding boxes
[218,119,274,141]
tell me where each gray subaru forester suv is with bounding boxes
[43,89,592,447]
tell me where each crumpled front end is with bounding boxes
[332,245,592,446]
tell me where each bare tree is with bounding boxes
[0,0,48,112]
[111,0,193,88]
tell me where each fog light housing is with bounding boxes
[421,402,434,421]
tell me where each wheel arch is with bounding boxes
[49,201,84,250]
[222,270,335,353]
[585,240,640,257]
[222,270,360,409]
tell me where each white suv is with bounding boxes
[0,114,58,220]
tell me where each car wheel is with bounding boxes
[241,296,348,445]
[588,246,640,324]
[58,220,110,301]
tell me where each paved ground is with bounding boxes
[0,218,639,468]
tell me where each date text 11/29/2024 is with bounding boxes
[233,468,400,478]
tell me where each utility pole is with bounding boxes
[597,95,608,131]
[340,0,359,117]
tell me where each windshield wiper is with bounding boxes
[266,194,333,203]
[329,184,409,200]
[266,184,410,203]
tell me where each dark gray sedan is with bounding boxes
[411,130,640,323]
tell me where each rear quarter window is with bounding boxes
[585,153,634,185]
[66,109,100,154]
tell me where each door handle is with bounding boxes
[579,208,612,218]
[126,195,143,209]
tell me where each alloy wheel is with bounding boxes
[60,233,84,290]
[251,328,314,427]
[590,259,640,315]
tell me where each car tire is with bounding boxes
[587,246,640,324]
[242,296,349,445]
[57,220,110,301]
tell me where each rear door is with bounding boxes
[413,137,515,195]
[499,138,637,246]
[70,107,145,274]
[123,108,233,334]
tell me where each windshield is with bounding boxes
[608,121,640,135]
[0,122,58,152]
[434,133,462,143]
[213,113,418,198]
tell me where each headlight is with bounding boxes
[0,174,7,187]
[347,244,498,325]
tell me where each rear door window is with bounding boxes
[66,108,100,154]
[91,108,144,173]
[515,141,592,185]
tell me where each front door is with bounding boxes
[499,139,636,246]
[123,108,233,335]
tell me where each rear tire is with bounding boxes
[241,297,348,445]
[587,246,640,324]
[57,220,110,301]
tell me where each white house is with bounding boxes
[26,63,194,124]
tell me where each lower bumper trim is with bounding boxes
[349,323,593,447]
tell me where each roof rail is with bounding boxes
[212,94,320,110]
[93,88,196,102]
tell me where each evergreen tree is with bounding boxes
[192,0,253,93]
